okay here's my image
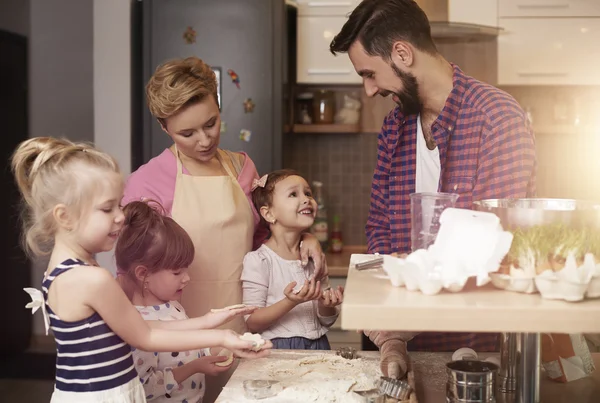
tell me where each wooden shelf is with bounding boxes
[292,123,360,134]
[341,265,600,333]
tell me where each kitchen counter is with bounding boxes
[216,350,600,402]
[326,245,367,277]
[341,265,600,333]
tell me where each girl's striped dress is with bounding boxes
[42,259,146,402]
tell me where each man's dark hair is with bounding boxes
[330,0,437,58]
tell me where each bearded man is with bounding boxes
[330,0,537,378]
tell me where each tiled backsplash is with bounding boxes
[283,133,378,246]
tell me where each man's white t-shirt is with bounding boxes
[415,114,441,192]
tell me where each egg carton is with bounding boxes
[490,257,600,302]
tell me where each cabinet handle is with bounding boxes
[517,4,569,10]
[517,72,568,77]
[308,2,352,7]
[307,69,352,75]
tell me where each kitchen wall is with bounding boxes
[0,0,29,36]
[0,0,132,335]
[502,85,600,202]
[284,133,378,246]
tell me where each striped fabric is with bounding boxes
[366,64,536,352]
[43,259,138,392]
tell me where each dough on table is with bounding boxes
[210,304,247,313]
[214,348,234,367]
[240,332,266,352]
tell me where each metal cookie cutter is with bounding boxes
[355,255,384,270]
[335,346,358,360]
[242,380,280,400]
[378,376,412,401]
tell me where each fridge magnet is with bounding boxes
[243,98,255,113]
[239,129,252,143]
[220,121,227,133]
[183,26,197,44]
[227,69,240,89]
[211,67,222,110]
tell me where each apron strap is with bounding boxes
[222,150,244,176]
[215,150,237,179]
[174,146,184,175]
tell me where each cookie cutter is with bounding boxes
[335,346,358,360]
[242,380,280,400]
[377,376,412,401]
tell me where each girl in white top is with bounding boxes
[241,170,344,350]
[14,137,271,403]
[116,200,257,403]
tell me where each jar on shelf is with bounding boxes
[313,90,335,124]
[295,92,314,124]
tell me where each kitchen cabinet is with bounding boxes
[498,18,600,85]
[297,15,362,84]
[296,0,360,16]
[418,0,498,28]
[499,0,600,18]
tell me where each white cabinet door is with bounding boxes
[447,0,498,27]
[498,18,600,85]
[297,16,362,84]
[296,0,360,16]
[499,0,600,18]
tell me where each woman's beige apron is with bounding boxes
[171,148,254,403]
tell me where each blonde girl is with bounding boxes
[14,137,271,403]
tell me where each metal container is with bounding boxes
[472,198,600,230]
[446,360,498,403]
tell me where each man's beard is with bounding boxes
[379,63,421,116]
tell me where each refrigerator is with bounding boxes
[132,0,296,174]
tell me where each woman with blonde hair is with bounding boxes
[121,56,326,402]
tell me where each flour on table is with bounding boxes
[218,354,381,402]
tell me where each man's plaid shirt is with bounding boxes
[366,64,536,352]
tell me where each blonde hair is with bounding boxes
[11,137,121,256]
[146,56,218,124]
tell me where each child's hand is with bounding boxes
[202,306,258,328]
[284,279,322,304]
[193,355,233,376]
[320,285,344,308]
[222,330,273,358]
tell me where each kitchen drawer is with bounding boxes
[296,0,360,16]
[297,16,362,84]
[499,0,600,18]
[498,18,600,85]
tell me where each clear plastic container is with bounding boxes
[409,192,459,252]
